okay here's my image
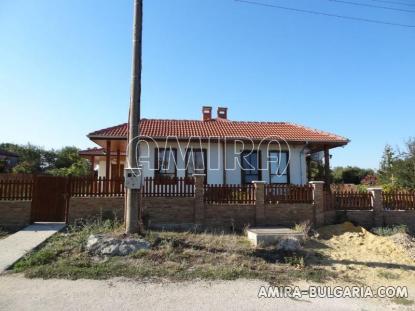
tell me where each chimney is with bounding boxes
[202,106,212,121]
[217,107,228,120]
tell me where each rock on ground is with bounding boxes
[276,237,302,252]
[86,234,150,256]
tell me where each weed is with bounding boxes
[391,297,414,306]
[377,270,400,280]
[294,221,311,237]
[12,218,334,284]
[284,255,305,268]
[371,225,408,236]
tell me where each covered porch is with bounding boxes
[79,138,127,179]
[80,139,335,186]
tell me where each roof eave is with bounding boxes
[87,134,349,145]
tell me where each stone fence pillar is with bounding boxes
[368,187,383,227]
[253,181,266,226]
[309,181,325,228]
[193,174,206,227]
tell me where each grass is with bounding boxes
[391,297,414,306]
[371,225,408,236]
[377,270,400,280]
[293,221,311,237]
[12,219,336,284]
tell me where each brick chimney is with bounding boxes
[217,107,228,120]
[202,106,212,121]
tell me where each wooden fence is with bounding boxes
[383,191,415,210]
[0,178,33,200]
[265,184,313,204]
[69,176,125,197]
[1,173,415,211]
[142,177,195,197]
[203,184,255,204]
[0,173,34,181]
[330,191,373,210]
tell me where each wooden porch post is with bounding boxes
[324,146,331,187]
[105,140,111,179]
[222,140,226,185]
[90,155,95,175]
[116,149,121,177]
[306,155,311,181]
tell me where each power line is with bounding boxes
[329,0,415,13]
[368,0,415,7]
[234,0,415,28]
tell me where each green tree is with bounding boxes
[0,143,53,174]
[332,166,374,184]
[377,138,415,189]
[378,144,395,185]
[0,159,7,173]
[47,146,90,176]
[0,143,90,176]
[308,159,325,181]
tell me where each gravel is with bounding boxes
[0,274,413,311]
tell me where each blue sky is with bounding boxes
[0,0,414,169]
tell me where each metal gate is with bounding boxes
[31,176,68,222]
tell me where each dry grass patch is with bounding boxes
[12,219,335,284]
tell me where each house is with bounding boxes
[79,107,349,185]
[0,149,19,173]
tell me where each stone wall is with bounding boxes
[204,204,256,230]
[337,210,374,228]
[324,210,415,233]
[324,210,337,225]
[143,197,195,230]
[61,196,415,233]
[383,210,415,233]
[0,200,31,230]
[142,200,314,231]
[2,177,414,233]
[264,203,314,227]
[68,197,124,223]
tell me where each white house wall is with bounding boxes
[223,142,307,185]
[98,160,106,177]
[138,140,224,184]
[97,140,308,185]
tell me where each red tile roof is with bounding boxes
[79,147,126,156]
[87,119,348,144]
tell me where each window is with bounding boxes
[241,151,261,184]
[268,151,289,184]
[185,149,207,177]
[155,148,177,178]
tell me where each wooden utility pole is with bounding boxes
[125,0,143,234]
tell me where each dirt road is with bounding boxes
[0,274,412,311]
